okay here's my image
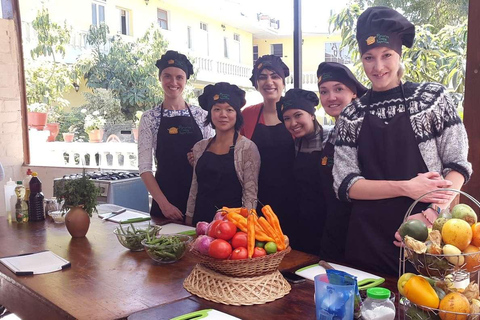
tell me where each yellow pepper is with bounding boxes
[404,275,439,309]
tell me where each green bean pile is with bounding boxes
[115,223,159,251]
[143,234,188,263]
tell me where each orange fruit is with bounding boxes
[463,244,480,272]
[439,292,470,320]
[442,219,472,251]
[471,222,480,247]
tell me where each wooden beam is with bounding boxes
[462,0,480,208]
[1,0,13,19]
[293,0,302,89]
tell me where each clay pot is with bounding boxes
[27,112,47,130]
[65,206,90,238]
[46,123,60,142]
[88,129,104,143]
[63,132,75,142]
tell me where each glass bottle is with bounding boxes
[28,172,45,221]
[14,181,28,222]
[361,287,395,320]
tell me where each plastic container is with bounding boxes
[361,288,395,320]
[14,181,28,222]
[23,169,32,202]
[3,178,16,215]
[28,172,45,221]
[314,273,355,320]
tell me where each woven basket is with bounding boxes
[183,264,291,305]
[190,246,291,277]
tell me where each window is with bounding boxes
[157,9,168,30]
[224,37,228,58]
[233,33,240,42]
[325,42,351,64]
[119,9,130,36]
[253,45,258,63]
[198,22,209,56]
[271,43,283,57]
[200,22,208,31]
[187,26,192,49]
[91,2,105,26]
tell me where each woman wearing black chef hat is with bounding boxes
[333,7,472,275]
[278,88,326,254]
[241,55,297,236]
[186,82,260,225]
[138,50,214,220]
[316,62,367,262]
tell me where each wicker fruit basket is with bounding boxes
[190,246,291,277]
[400,296,477,320]
[400,188,480,282]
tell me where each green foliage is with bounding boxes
[54,171,100,217]
[58,108,87,141]
[354,0,468,32]
[329,3,467,105]
[76,24,169,119]
[81,89,126,124]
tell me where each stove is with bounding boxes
[54,171,149,212]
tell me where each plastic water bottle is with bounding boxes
[15,181,28,222]
[28,172,45,221]
[3,178,16,216]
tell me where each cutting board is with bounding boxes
[170,309,241,320]
[158,223,196,236]
[295,262,382,282]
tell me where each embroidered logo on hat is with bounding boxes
[219,93,230,100]
[367,34,390,46]
[168,59,175,64]
[366,36,376,45]
[213,94,220,101]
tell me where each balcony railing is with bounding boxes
[194,56,252,86]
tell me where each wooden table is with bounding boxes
[0,216,319,320]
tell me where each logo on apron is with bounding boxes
[321,156,334,167]
[167,127,179,134]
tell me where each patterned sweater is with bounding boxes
[186,135,261,218]
[333,81,472,202]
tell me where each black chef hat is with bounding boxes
[317,62,368,97]
[198,82,246,112]
[356,6,415,56]
[250,55,290,88]
[155,50,194,79]
[277,88,319,116]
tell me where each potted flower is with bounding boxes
[27,103,48,130]
[45,100,68,142]
[54,171,100,238]
[132,110,143,143]
[84,110,106,143]
[63,125,77,142]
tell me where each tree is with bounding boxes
[330,3,467,105]
[354,0,468,32]
[76,24,170,119]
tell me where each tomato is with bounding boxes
[252,247,267,258]
[215,221,237,241]
[239,207,249,218]
[207,220,223,238]
[208,239,232,259]
[231,232,248,248]
[230,247,248,260]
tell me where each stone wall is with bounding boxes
[0,18,24,216]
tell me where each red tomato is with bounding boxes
[252,247,267,258]
[230,247,248,260]
[208,239,232,259]
[215,221,237,241]
[207,220,223,238]
[231,232,248,249]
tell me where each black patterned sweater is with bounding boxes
[332,81,472,202]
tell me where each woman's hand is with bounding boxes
[160,202,184,221]
[185,216,193,226]
[405,172,453,203]
[393,212,433,247]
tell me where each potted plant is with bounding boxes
[54,172,100,237]
[27,102,48,130]
[83,110,106,143]
[63,125,77,142]
[132,110,143,143]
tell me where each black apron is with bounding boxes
[345,87,428,276]
[319,139,352,263]
[193,132,243,225]
[291,139,326,255]
[150,104,203,218]
[251,106,297,237]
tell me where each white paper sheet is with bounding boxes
[0,251,70,275]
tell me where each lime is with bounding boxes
[255,240,265,248]
[264,241,277,254]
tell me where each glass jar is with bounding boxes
[45,198,58,215]
[361,287,395,320]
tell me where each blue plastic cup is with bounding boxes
[314,274,355,320]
